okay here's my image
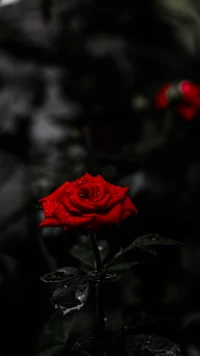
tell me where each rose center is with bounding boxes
[79,187,90,199]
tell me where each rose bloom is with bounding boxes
[39,173,138,231]
[155,80,200,121]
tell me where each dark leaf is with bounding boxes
[35,345,64,356]
[44,313,73,344]
[87,270,121,283]
[106,234,180,271]
[106,246,155,271]
[69,245,94,268]
[51,276,89,318]
[69,239,109,268]
[35,313,74,354]
[107,261,142,272]
[126,334,181,356]
[133,234,181,249]
[40,267,82,283]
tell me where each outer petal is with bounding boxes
[120,196,138,221]
[115,186,130,200]
[39,198,58,218]
[95,203,123,225]
[104,184,122,209]
[74,172,93,187]
[39,217,60,227]
[93,175,107,184]
[54,204,95,227]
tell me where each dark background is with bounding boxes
[0,0,200,355]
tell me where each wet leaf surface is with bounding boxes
[86,270,121,283]
[106,234,180,272]
[51,276,89,318]
[133,234,181,248]
[126,334,181,356]
[40,267,82,283]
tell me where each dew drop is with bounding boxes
[104,317,107,322]
[98,246,103,251]
[77,295,85,302]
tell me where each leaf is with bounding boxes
[106,234,180,271]
[107,261,142,272]
[133,234,181,249]
[44,313,74,344]
[35,312,74,355]
[106,245,155,272]
[40,267,82,283]
[86,270,121,283]
[51,276,89,318]
[69,239,109,268]
[126,334,181,356]
[35,345,64,356]
[72,239,109,266]
[69,245,94,268]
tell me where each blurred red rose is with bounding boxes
[39,173,138,231]
[155,80,200,121]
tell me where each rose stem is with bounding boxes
[89,232,106,356]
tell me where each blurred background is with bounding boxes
[1,0,200,355]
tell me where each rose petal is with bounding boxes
[95,203,123,225]
[115,186,130,199]
[39,199,58,218]
[39,181,72,203]
[93,175,107,184]
[70,192,96,212]
[94,193,111,210]
[92,184,106,201]
[74,172,93,187]
[62,194,80,213]
[66,215,95,227]
[104,185,121,209]
[39,217,60,227]
[121,197,138,221]
[80,184,94,200]
[124,196,138,214]
[54,204,95,227]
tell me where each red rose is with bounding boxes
[39,173,138,231]
[155,80,200,121]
